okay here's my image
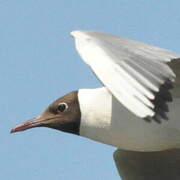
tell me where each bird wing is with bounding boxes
[113,148,180,180]
[71,30,180,121]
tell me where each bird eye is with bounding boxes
[57,102,68,112]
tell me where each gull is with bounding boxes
[11,31,180,179]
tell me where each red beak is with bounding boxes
[10,117,45,133]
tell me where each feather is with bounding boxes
[71,30,180,121]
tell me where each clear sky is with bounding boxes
[1,0,180,179]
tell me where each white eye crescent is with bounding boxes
[57,102,68,112]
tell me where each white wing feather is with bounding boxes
[71,30,180,118]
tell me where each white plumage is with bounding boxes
[71,30,180,119]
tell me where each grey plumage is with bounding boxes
[114,149,180,180]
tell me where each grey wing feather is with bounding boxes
[114,148,180,180]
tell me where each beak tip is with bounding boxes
[10,123,27,134]
[10,117,43,134]
[10,128,17,134]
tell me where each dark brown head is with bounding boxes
[11,91,81,135]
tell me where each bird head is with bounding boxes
[11,91,81,135]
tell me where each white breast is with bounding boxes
[78,87,180,151]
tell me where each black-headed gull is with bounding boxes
[11,30,180,150]
[11,31,180,178]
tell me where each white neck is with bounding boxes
[78,87,180,151]
[78,87,112,144]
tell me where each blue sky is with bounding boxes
[1,0,180,179]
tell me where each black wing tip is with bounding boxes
[144,117,152,123]
[144,114,169,124]
[144,116,162,124]
[144,79,172,124]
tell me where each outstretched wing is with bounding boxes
[71,30,180,121]
[114,149,180,180]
